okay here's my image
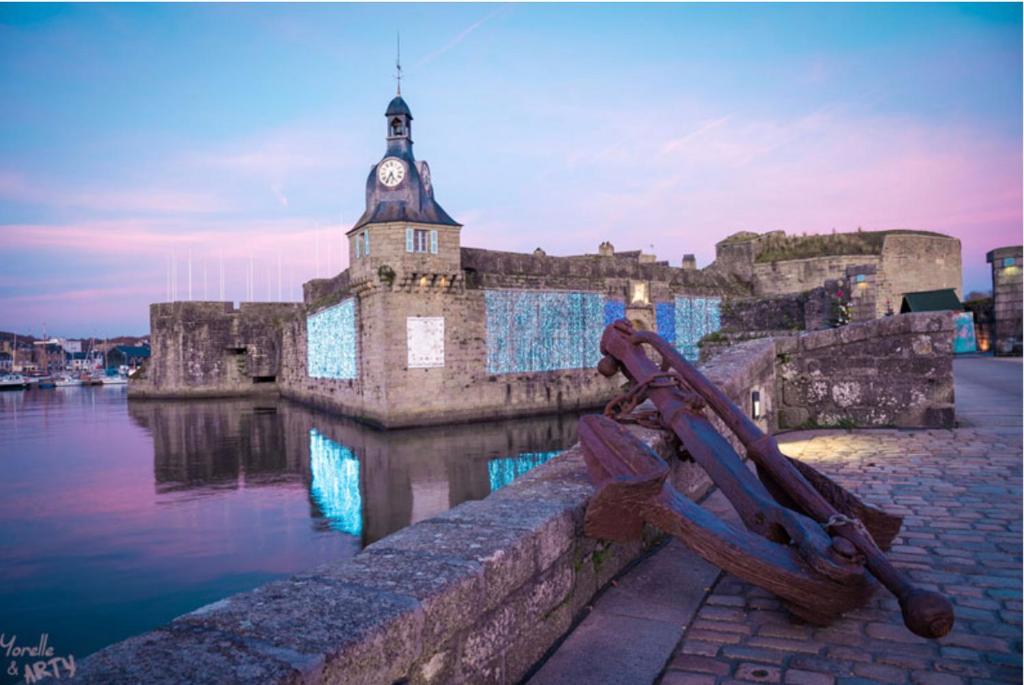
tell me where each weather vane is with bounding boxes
[395,31,402,96]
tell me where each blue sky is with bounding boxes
[1,3,1021,336]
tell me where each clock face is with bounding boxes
[420,162,432,192]
[378,158,406,187]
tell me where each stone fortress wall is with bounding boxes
[275,240,745,427]
[131,301,303,398]
[711,229,962,331]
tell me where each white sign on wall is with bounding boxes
[407,316,445,369]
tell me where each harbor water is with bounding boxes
[0,386,579,669]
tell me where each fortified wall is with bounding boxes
[278,243,745,427]
[713,229,962,326]
[131,301,302,398]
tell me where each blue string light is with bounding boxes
[485,290,605,374]
[604,299,625,326]
[673,296,722,361]
[656,302,676,345]
[307,298,358,379]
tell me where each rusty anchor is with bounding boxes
[581,319,954,638]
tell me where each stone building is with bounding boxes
[711,228,962,330]
[132,91,966,428]
[986,245,1023,355]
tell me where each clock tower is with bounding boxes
[347,92,462,286]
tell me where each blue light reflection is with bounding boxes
[487,450,562,492]
[309,429,363,536]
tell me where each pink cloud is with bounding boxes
[0,170,228,214]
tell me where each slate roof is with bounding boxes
[900,289,963,313]
[386,96,413,118]
[113,345,151,358]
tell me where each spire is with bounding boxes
[395,32,402,96]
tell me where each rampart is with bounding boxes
[713,230,962,319]
[275,246,747,428]
[129,301,302,398]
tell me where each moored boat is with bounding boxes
[0,374,29,390]
[54,375,83,387]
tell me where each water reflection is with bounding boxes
[309,429,362,537]
[127,399,580,545]
[0,387,580,670]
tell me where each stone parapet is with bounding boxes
[775,311,957,429]
[67,339,776,684]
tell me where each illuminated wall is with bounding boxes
[309,429,362,536]
[656,302,677,345]
[307,298,358,379]
[487,450,562,492]
[604,299,625,326]
[643,296,722,361]
[675,296,721,361]
[484,290,605,374]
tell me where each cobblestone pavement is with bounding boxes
[659,427,1023,685]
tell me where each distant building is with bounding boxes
[0,352,11,372]
[108,345,151,370]
[986,246,1023,356]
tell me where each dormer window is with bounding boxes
[390,117,404,137]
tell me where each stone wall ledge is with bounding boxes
[775,311,957,430]
[127,384,282,400]
[68,340,778,685]
[63,427,674,685]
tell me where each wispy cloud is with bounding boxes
[413,6,510,71]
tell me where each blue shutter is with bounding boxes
[405,227,414,253]
[430,230,438,254]
[364,231,370,256]
[355,235,361,259]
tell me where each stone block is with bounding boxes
[364,519,538,614]
[294,551,483,654]
[435,496,578,570]
[66,626,308,685]
[800,327,840,351]
[775,336,799,355]
[779,407,810,429]
[173,577,423,684]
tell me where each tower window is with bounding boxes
[390,117,404,136]
[406,228,439,254]
[355,231,370,259]
[413,229,429,253]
